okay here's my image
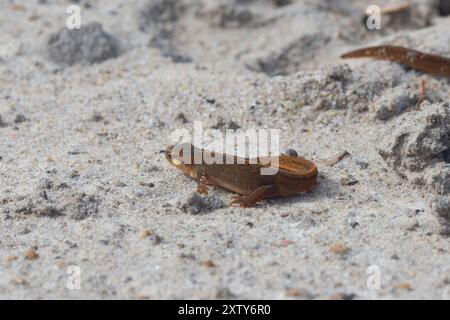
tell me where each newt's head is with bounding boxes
[165,143,198,176]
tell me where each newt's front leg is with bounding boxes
[230,185,278,208]
[196,170,209,195]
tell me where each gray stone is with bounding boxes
[378,101,450,194]
[47,22,120,66]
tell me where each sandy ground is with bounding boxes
[0,0,449,299]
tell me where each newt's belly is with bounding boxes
[201,164,316,196]
[202,164,274,195]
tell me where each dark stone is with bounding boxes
[47,22,120,66]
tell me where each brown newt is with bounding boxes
[165,143,318,208]
[341,45,450,77]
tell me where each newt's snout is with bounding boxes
[165,145,174,163]
[165,145,184,168]
[166,144,194,169]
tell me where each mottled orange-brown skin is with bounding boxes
[165,144,318,207]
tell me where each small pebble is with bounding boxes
[139,229,153,240]
[14,114,28,123]
[340,175,359,186]
[355,160,369,169]
[149,233,163,245]
[349,221,359,228]
[24,248,39,260]
[212,117,240,130]
[68,149,82,155]
[176,112,189,124]
[200,260,216,268]
[90,113,104,122]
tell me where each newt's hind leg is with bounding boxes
[230,185,278,208]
